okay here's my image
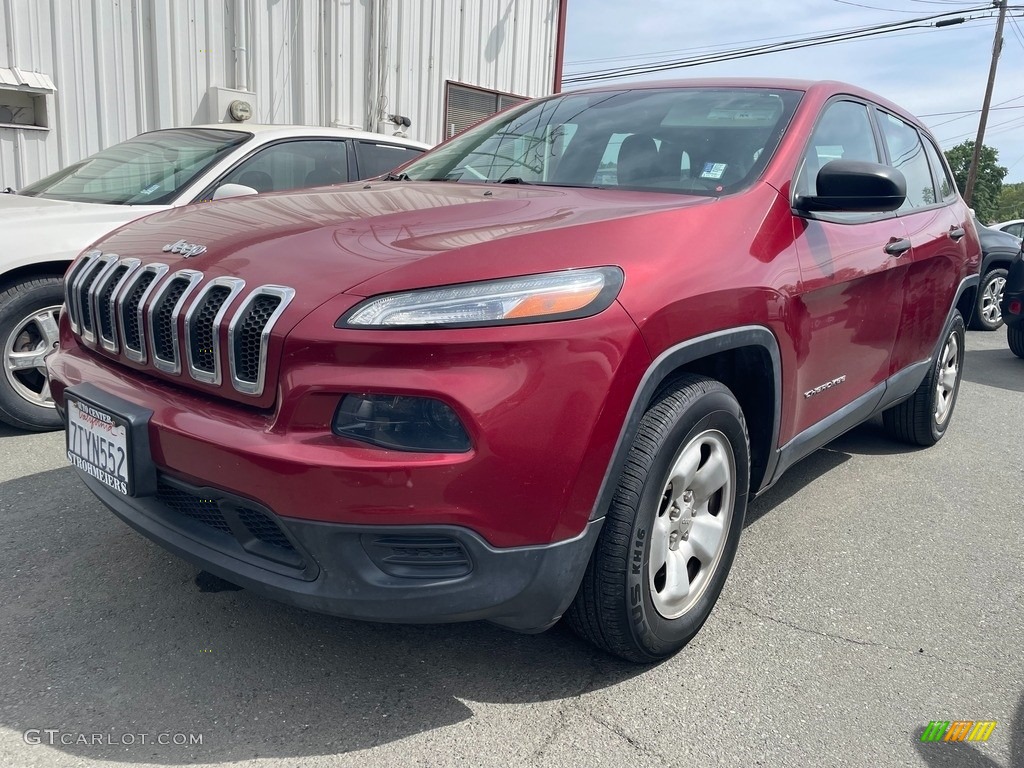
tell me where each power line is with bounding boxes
[563,6,1000,85]
[564,18,923,68]
[831,0,925,12]
[939,111,1024,143]
[921,104,1024,117]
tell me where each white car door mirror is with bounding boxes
[212,183,259,201]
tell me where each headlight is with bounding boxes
[339,267,623,328]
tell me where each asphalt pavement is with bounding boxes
[1,329,1021,768]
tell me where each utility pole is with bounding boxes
[964,0,1008,207]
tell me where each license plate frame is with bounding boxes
[64,384,156,497]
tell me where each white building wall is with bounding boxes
[0,0,560,189]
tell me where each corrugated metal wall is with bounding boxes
[0,0,559,189]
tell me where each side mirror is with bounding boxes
[212,183,259,201]
[794,160,906,213]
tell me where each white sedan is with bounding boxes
[0,124,429,430]
[990,218,1024,240]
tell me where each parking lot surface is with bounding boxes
[1,329,1021,768]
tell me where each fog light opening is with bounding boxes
[333,394,471,453]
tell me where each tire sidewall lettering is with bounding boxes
[626,392,749,655]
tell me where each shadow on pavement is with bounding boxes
[1,467,641,764]
[962,346,1024,394]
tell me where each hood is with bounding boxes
[0,193,166,264]
[93,180,714,315]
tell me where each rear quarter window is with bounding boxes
[355,142,425,178]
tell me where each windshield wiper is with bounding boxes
[494,177,528,184]
[381,172,410,181]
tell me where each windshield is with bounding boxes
[402,87,801,195]
[19,128,251,205]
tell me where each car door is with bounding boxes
[790,99,909,433]
[876,111,972,375]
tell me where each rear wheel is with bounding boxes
[1009,324,1024,359]
[566,375,749,663]
[969,268,1008,331]
[0,277,65,431]
[882,311,965,446]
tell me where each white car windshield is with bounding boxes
[401,87,801,196]
[18,128,251,205]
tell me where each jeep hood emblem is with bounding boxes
[163,239,207,258]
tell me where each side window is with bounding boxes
[1006,223,1023,238]
[221,140,349,193]
[796,101,879,197]
[921,137,957,202]
[354,142,424,179]
[876,112,936,210]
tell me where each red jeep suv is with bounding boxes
[46,79,980,662]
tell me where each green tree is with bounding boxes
[996,181,1024,221]
[944,141,1007,223]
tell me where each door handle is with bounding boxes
[948,226,966,242]
[884,237,912,257]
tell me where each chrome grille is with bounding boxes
[118,263,169,362]
[228,286,295,395]
[185,277,244,385]
[67,251,294,397]
[147,270,203,374]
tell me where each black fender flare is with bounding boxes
[589,325,782,521]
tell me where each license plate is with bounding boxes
[66,397,132,496]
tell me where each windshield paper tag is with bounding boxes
[700,163,727,180]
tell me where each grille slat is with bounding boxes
[184,278,244,385]
[234,295,280,382]
[153,279,189,361]
[77,258,114,338]
[191,287,230,371]
[121,271,158,353]
[147,269,202,374]
[228,286,295,396]
[65,251,99,333]
[96,264,129,346]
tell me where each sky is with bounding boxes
[562,0,1024,184]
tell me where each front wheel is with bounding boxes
[882,311,965,446]
[566,375,750,663]
[0,277,65,431]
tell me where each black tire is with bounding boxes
[969,268,1008,331]
[0,276,65,431]
[1009,324,1024,359]
[566,374,750,663]
[882,311,965,447]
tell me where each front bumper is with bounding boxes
[78,467,603,631]
[47,320,634,630]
